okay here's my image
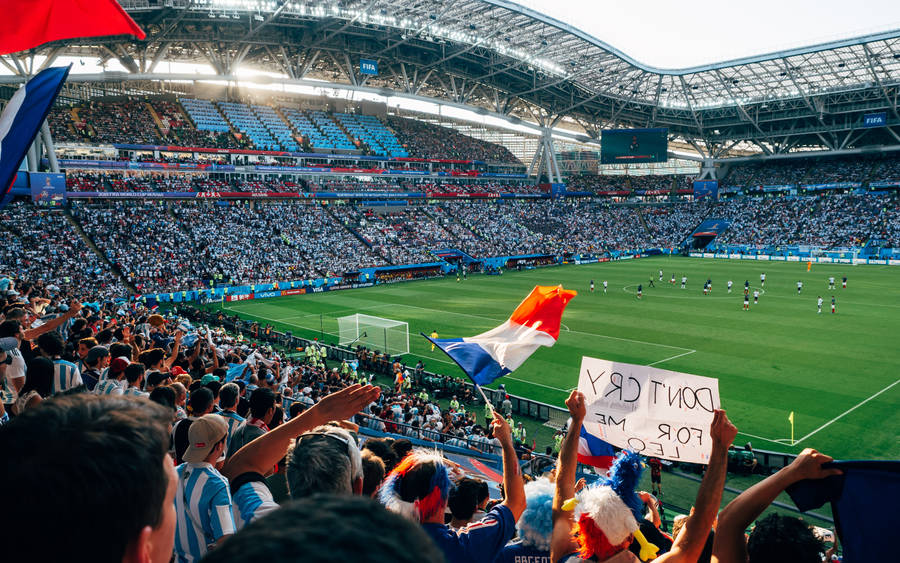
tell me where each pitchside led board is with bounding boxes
[29,172,66,206]
[600,128,669,164]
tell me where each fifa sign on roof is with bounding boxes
[360,59,378,75]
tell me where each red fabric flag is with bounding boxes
[0,0,145,55]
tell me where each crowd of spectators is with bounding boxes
[4,191,899,297]
[0,270,855,563]
[713,193,893,248]
[0,201,124,299]
[72,201,387,293]
[387,116,521,164]
[722,154,900,188]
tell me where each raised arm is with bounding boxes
[656,409,736,563]
[222,384,380,480]
[23,301,82,340]
[711,448,842,563]
[491,413,526,519]
[163,330,183,370]
[550,390,586,562]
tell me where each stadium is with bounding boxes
[0,1,898,561]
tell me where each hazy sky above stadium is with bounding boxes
[520,0,900,68]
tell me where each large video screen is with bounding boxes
[600,128,668,164]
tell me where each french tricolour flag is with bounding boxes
[578,424,617,470]
[424,285,576,386]
[0,66,70,204]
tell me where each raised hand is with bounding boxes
[787,448,843,481]
[709,409,738,449]
[311,384,381,424]
[565,389,586,421]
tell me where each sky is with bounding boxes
[518,0,900,68]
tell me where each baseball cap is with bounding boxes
[170,366,188,377]
[109,357,130,376]
[200,373,219,385]
[183,414,228,463]
[85,346,110,365]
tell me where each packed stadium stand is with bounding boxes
[387,116,521,163]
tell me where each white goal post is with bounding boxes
[337,314,410,356]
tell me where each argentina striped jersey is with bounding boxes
[51,359,82,395]
[174,462,235,563]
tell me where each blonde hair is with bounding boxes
[671,514,689,540]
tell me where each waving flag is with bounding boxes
[0,66,69,207]
[577,424,617,470]
[424,285,576,386]
[0,0,145,55]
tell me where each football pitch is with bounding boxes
[211,257,900,461]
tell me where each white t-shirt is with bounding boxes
[3,347,26,403]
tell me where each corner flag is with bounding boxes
[0,66,70,208]
[789,411,795,444]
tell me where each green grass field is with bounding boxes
[211,257,900,461]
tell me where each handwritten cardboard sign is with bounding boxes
[577,357,721,464]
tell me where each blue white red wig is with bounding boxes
[378,450,451,523]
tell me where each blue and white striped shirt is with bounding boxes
[232,480,279,530]
[174,462,235,563]
[93,379,125,396]
[123,386,148,398]
[51,359,82,395]
[220,410,245,453]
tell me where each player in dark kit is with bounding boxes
[637,284,643,299]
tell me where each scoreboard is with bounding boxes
[601,128,668,164]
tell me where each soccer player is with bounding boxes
[831,295,836,314]
[681,275,687,289]
[745,279,750,292]
[797,280,803,294]
[703,280,709,295]
[727,280,733,293]
[658,269,663,281]
[602,280,608,293]
[648,457,663,496]
[817,296,823,314]
[753,289,760,304]
[648,277,655,288]
[590,279,594,293]
[430,330,438,352]
[637,284,642,299]
[743,293,750,311]
[670,273,676,285]
[842,275,847,289]
[807,260,812,271]
[828,276,835,289]
[707,278,712,293]
[760,272,766,287]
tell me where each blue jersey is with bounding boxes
[422,504,516,563]
[51,359,82,395]
[495,539,551,563]
[220,410,245,453]
[174,462,235,563]
[93,378,124,396]
[232,480,279,530]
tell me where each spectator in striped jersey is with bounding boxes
[218,382,245,453]
[123,362,148,397]
[94,357,130,396]
[0,394,176,563]
[35,331,83,395]
[174,413,234,563]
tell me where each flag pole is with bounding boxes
[789,411,795,445]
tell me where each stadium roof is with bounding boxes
[4,0,900,154]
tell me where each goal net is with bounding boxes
[337,314,409,356]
